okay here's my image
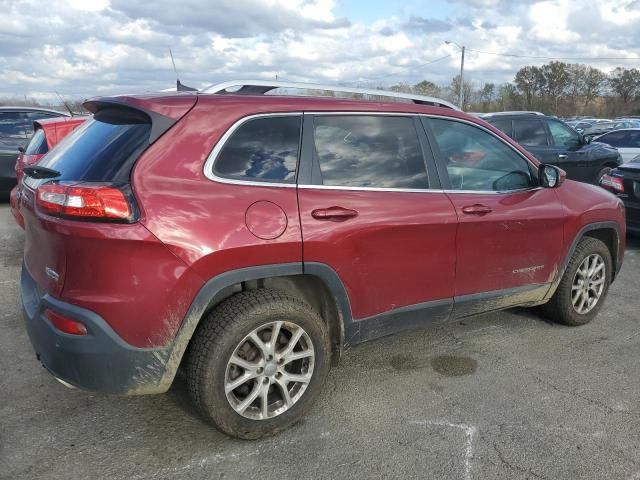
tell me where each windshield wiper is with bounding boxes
[23,165,61,179]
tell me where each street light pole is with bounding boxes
[445,41,465,110]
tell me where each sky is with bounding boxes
[2,0,640,102]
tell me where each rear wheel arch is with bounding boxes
[157,263,352,391]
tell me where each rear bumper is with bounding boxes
[21,264,171,395]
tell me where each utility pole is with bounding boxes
[459,45,465,110]
[445,41,466,110]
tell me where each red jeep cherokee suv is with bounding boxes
[19,81,625,439]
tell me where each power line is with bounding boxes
[341,54,451,85]
[466,48,640,61]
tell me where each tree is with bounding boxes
[514,66,545,110]
[582,66,607,108]
[449,75,474,108]
[541,61,571,112]
[478,82,496,110]
[413,80,440,97]
[608,67,640,105]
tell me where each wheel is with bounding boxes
[186,289,331,439]
[541,237,612,326]
[595,166,612,184]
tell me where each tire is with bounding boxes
[595,166,612,184]
[541,237,612,326]
[186,289,331,439]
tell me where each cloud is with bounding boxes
[1,0,640,102]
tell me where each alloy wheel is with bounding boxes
[224,321,315,420]
[571,253,606,315]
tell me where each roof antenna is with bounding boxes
[169,48,197,92]
[55,91,75,117]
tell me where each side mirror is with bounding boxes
[539,164,565,188]
[18,146,25,153]
[582,135,592,144]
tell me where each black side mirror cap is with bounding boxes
[17,147,25,153]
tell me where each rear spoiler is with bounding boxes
[83,95,197,144]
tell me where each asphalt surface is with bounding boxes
[1,203,639,480]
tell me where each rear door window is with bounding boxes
[311,115,429,189]
[513,119,548,146]
[213,116,301,184]
[34,108,151,183]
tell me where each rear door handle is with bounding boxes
[558,154,568,160]
[462,204,492,215]
[311,207,358,221]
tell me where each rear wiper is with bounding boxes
[23,165,61,179]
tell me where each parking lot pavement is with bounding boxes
[1,203,639,480]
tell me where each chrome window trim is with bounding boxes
[204,111,541,194]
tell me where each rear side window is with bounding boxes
[213,116,301,184]
[513,119,548,146]
[311,115,428,189]
[25,129,48,155]
[37,108,151,183]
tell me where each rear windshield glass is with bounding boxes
[25,128,48,155]
[37,108,151,183]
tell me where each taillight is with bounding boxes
[44,309,88,336]
[600,174,625,193]
[36,183,134,221]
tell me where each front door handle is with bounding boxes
[462,204,492,215]
[558,154,568,160]
[311,207,358,221]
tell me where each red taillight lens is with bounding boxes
[600,174,625,193]
[44,309,88,336]
[36,183,133,221]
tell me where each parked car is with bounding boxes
[10,116,87,228]
[482,112,622,184]
[600,155,640,234]
[565,120,594,134]
[0,107,69,198]
[594,128,640,163]
[583,120,640,137]
[18,81,625,439]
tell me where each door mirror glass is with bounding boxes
[539,164,561,188]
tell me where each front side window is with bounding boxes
[214,116,301,183]
[312,115,428,189]
[548,120,581,147]
[513,119,548,146]
[428,118,535,192]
